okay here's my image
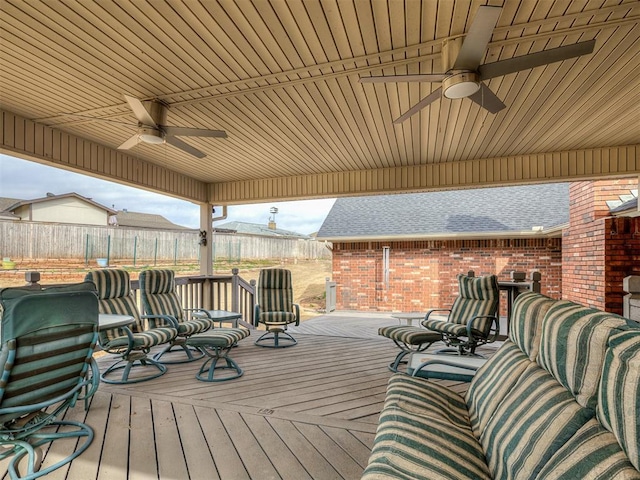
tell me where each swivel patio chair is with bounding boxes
[254,268,300,348]
[379,272,499,371]
[85,269,178,384]
[139,269,214,363]
[422,272,500,355]
[0,282,100,479]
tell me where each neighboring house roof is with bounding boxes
[0,197,22,212]
[608,189,638,215]
[316,183,570,241]
[3,192,118,215]
[215,221,309,238]
[115,210,192,230]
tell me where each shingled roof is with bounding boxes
[316,183,569,241]
[115,210,192,230]
[215,221,309,238]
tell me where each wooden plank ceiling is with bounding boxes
[0,0,639,204]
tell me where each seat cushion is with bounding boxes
[597,329,640,471]
[105,327,177,350]
[480,362,593,480]
[535,419,640,479]
[260,311,296,324]
[362,375,491,480]
[378,325,442,345]
[465,341,531,438]
[176,317,213,336]
[187,328,250,348]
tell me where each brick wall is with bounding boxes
[562,178,639,313]
[332,238,562,313]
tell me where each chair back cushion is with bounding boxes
[597,328,640,470]
[508,291,555,361]
[537,300,630,409]
[0,282,98,416]
[258,268,294,313]
[85,269,144,340]
[139,269,184,321]
[449,274,499,335]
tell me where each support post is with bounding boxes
[199,203,214,276]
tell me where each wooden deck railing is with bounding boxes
[130,268,257,327]
[23,269,257,327]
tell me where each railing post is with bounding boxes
[623,276,640,321]
[231,268,240,312]
[24,271,41,290]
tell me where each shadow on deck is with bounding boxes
[18,313,499,480]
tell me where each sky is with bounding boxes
[0,154,336,235]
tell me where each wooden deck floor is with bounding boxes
[6,314,495,480]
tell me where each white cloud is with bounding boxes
[0,154,334,233]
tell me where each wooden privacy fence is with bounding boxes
[0,221,331,263]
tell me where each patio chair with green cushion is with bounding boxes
[422,272,500,355]
[0,282,100,479]
[85,269,178,384]
[254,268,300,348]
[139,269,214,364]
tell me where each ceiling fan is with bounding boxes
[117,95,227,158]
[359,5,596,124]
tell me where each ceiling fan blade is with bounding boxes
[117,134,139,150]
[467,84,506,114]
[479,39,596,80]
[123,94,157,127]
[393,87,442,124]
[166,136,206,158]
[360,74,447,83]
[453,5,502,71]
[164,126,227,138]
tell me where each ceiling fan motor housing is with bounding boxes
[442,72,481,98]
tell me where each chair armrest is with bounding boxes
[142,314,179,329]
[466,315,499,341]
[422,308,452,324]
[293,304,300,326]
[254,304,261,327]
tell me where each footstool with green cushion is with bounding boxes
[186,328,250,382]
[378,325,443,372]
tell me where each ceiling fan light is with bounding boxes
[443,72,481,99]
[138,127,164,144]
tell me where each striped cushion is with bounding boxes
[363,375,491,480]
[385,374,471,430]
[480,363,593,480]
[139,269,184,321]
[140,269,213,335]
[465,341,531,438]
[107,327,178,350]
[258,268,294,312]
[508,292,554,361]
[538,301,630,409]
[423,274,499,337]
[378,325,442,345]
[187,328,250,348]
[86,268,130,299]
[597,329,640,471]
[536,419,640,479]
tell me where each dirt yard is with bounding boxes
[0,258,332,321]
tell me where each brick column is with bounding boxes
[563,178,639,313]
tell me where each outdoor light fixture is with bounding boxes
[138,127,164,144]
[442,72,481,99]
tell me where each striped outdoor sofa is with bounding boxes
[362,291,640,479]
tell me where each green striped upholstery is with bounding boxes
[378,325,442,345]
[256,268,297,325]
[0,282,98,415]
[85,269,177,350]
[480,363,594,480]
[538,300,630,409]
[186,328,250,348]
[362,374,491,480]
[465,341,530,438]
[536,419,640,479]
[139,269,212,335]
[597,329,640,471]
[508,291,554,361]
[385,374,472,430]
[422,274,499,339]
